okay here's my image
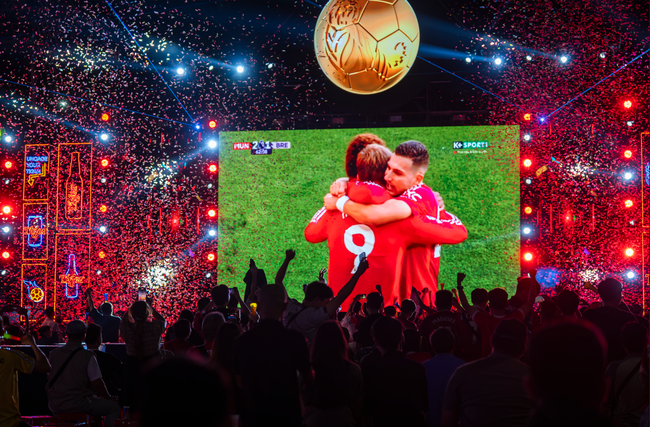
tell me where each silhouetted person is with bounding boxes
[86,324,123,399]
[397,299,418,330]
[606,322,648,427]
[556,290,580,317]
[583,278,638,363]
[140,358,229,427]
[162,319,194,357]
[423,328,465,427]
[85,289,121,342]
[362,316,428,427]
[234,285,313,427]
[353,292,384,348]
[442,318,534,427]
[420,290,459,355]
[403,328,432,363]
[303,321,362,427]
[526,318,611,426]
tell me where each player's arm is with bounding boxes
[330,177,350,197]
[305,208,330,243]
[324,194,412,227]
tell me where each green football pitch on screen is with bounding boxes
[218,126,520,300]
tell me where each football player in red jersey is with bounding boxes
[324,140,452,299]
[306,144,467,309]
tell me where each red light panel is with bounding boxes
[207,253,215,261]
[4,161,13,169]
[208,120,217,129]
[101,113,110,121]
[99,205,108,213]
[208,164,218,173]
[2,206,11,215]
[207,209,217,218]
[523,159,532,168]
[524,206,533,215]
[623,150,633,159]
[523,113,531,121]
[101,159,109,167]
[625,248,634,257]
[1,251,9,259]
[523,252,533,261]
[623,100,632,109]
[624,199,633,208]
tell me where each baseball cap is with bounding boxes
[66,320,87,335]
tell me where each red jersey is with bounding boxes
[397,184,453,297]
[305,181,467,309]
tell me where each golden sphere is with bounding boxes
[30,287,44,303]
[314,0,420,95]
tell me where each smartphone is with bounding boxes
[359,294,367,299]
[359,252,367,263]
[534,296,544,304]
[227,310,240,321]
[138,289,147,301]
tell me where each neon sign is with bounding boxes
[25,215,46,248]
[23,279,44,303]
[25,155,48,187]
[60,253,84,299]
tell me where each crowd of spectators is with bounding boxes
[0,249,648,427]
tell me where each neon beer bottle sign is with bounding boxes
[60,253,84,298]
[65,152,83,220]
[25,215,46,247]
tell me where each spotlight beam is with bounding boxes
[417,56,524,111]
[543,48,650,122]
[105,0,196,124]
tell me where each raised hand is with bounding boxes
[330,180,348,197]
[249,259,257,272]
[285,249,296,261]
[21,333,35,346]
[457,272,466,285]
[375,284,382,293]
[356,257,369,275]
[318,268,327,283]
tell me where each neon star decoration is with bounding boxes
[60,253,85,298]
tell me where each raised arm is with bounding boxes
[517,269,541,318]
[326,257,369,319]
[456,273,472,312]
[85,288,95,313]
[324,194,412,227]
[22,333,51,373]
[275,249,296,286]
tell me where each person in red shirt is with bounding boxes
[306,144,467,309]
[325,140,452,298]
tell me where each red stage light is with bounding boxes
[523,159,532,168]
[623,150,633,159]
[207,253,216,261]
[625,248,634,257]
[207,209,217,218]
[101,113,110,121]
[624,199,633,208]
[523,252,533,261]
[101,159,109,167]
[1,251,10,259]
[98,251,106,259]
[523,113,531,121]
[99,205,108,213]
[208,120,217,129]
[208,164,218,173]
[4,161,13,169]
[623,100,632,109]
[2,206,11,215]
[524,206,533,215]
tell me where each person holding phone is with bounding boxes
[85,289,121,343]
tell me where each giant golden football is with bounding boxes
[314,0,420,95]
